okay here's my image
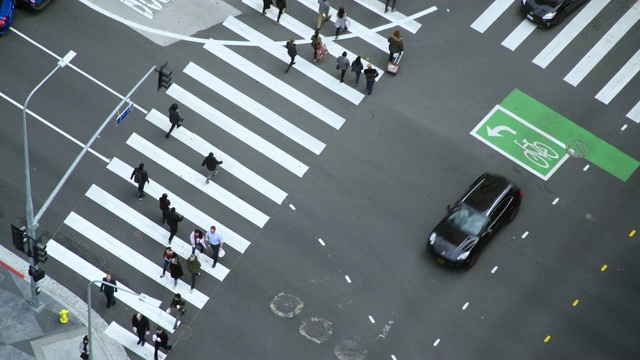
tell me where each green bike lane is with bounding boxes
[471,89,639,182]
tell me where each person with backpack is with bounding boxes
[351,56,364,87]
[166,208,184,245]
[201,152,223,184]
[130,163,149,200]
[165,103,184,139]
[159,193,171,224]
[168,257,183,289]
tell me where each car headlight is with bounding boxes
[429,233,436,245]
[542,12,557,20]
[457,251,470,261]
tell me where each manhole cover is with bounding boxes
[299,316,332,344]
[334,336,367,360]
[566,140,588,158]
[270,293,303,318]
[173,324,193,340]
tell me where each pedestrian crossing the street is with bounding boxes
[471,0,640,123]
[40,2,440,358]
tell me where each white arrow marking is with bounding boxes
[486,125,516,137]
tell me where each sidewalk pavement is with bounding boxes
[0,245,128,360]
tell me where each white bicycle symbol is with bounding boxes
[514,139,559,168]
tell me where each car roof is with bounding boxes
[461,173,515,214]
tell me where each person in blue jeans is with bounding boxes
[351,56,364,87]
[385,0,396,13]
[363,64,379,95]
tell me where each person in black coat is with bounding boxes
[130,163,149,200]
[131,312,151,346]
[153,327,172,360]
[285,38,297,73]
[202,152,223,184]
[262,0,271,14]
[100,273,117,308]
[165,103,183,139]
[275,0,286,24]
[166,208,184,245]
[159,193,171,224]
[168,257,183,289]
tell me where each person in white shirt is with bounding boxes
[190,229,206,254]
[205,225,224,268]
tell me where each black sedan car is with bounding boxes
[520,0,589,27]
[427,173,521,268]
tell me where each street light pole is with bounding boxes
[22,50,76,311]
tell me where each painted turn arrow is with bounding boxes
[486,125,516,137]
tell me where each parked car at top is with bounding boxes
[520,0,590,27]
[427,173,522,268]
[14,0,50,11]
[0,0,15,35]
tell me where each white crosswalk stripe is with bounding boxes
[627,101,640,123]
[349,0,423,34]
[501,19,536,51]
[595,49,640,105]
[105,322,168,360]
[64,212,210,308]
[85,185,231,281]
[46,240,179,333]
[471,0,515,33]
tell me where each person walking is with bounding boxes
[311,30,322,62]
[160,247,176,278]
[351,56,364,87]
[186,254,201,293]
[131,312,151,346]
[262,0,271,14]
[79,335,89,360]
[206,225,224,268]
[336,52,350,83]
[166,208,184,245]
[202,152,223,184]
[159,193,171,224]
[317,0,331,29]
[166,293,187,330]
[285,38,297,73]
[334,7,349,40]
[100,273,117,308]
[364,64,380,95]
[168,257,183,289]
[388,29,404,62]
[275,0,286,24]
[152,327,172,360]
[165,103,184,139]
[190,228,206,255]
[130,163,149,200]
[385,0,397,13]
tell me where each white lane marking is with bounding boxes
[533,0,610,68]
[349,0,423,33]
[471,0,515,33]
[552,198,559,205]
[345,275,351,283]
[521,231,529,239]
[146,108,287,204]
[46,240,178,332]
[391,356,397,360]
[126,133,270,227]
[289,204,296,210]
[241,0,384,78]
[595,49,640,104]
[369,315,375,323]
[105,322,167,360]
[628,100,640,123]
[183,62,326,155]
[318,238,325,246]
[64,212,209,308]
[107,158,250,252]
[564,1,640,86]
[491,266,498,273]
[86,185,230,281]
[433,338,440,346]
[462,302,469,310]
[167,84,309,177]
[621,124,628,131]
[501,19,537,51]
[583,164,590,171]
[203,41,345,130]
[295,0,389,52]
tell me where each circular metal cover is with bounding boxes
[566,140,588,158]
[270,293,304,318]
[173,324,193,340]
[334,336,368,360]
[299,316,333,344]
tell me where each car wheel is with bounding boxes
[465,250,480,269]
[507,206,519,223]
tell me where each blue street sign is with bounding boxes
[116,102,134,126]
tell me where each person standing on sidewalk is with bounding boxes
[79,335,89,360]
[190,228,206,255]
[160,247,176,278]
[100,273,117,308]
[336,52,350,83]
[159,193,171,224]
[166,208,184,245]
[165,103,184,139]
[275,0,286,24]
[168,257,183,289]
[364,64,380,95]
[202,152,223,184]
[131,312,151,346]
[285,38,297,73]
[153,327,172,360]
[166,293,187,330]
[206,225,224,268]
[334,7,349,40]
[388,29,403,62]
[351,56,364,87]
[186,254,201,293]
[385,0,397,13]
[130,163,149,200]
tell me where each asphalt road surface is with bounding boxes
[1,0,639,359]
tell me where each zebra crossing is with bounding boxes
[472,0,640,123]
[43,2,437,358]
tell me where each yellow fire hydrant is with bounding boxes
[59,309,69,324]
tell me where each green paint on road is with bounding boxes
[500,89,639,182]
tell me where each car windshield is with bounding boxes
[447,205,487,236]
